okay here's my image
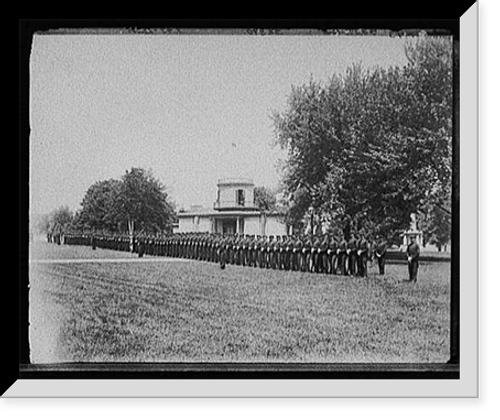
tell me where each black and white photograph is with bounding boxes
[14,15,480,399]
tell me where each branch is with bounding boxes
[433,202,452,216]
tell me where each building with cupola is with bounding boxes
[176,178,288,236]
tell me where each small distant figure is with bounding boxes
[375,235,387,275]
[406,236,420,282]
[138,240,145,258]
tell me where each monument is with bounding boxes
[402,213,423,247]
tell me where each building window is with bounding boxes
[236,189,245,206]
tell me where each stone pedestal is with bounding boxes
[402,213,423,246]
[402,229,423,246]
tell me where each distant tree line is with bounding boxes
[272,35,452,248]
[40,168,176,238]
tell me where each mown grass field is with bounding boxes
[29,241,451,363]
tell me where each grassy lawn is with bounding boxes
[29,242,451,363]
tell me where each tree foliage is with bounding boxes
[74,179,121,231]
[73,167,176,234]
[253,186,277,211]
[41,206,74,235]
[272,35,452,244]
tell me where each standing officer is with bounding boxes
[218,235,228,269]
[336,235,347,275]
[279,235,288,270]
[311,234,322,273]
[298,235,307,271]
[374,235,388,275]
[286,235,293,270]
[240,235,248,266]
[247,234,254,266]
[357,231,369,277]
[328,234,338,274]
[272,236,279,269]
[291,235,300,271]
[232,234,239,265]
[260,235,267,268]
[406,236,420,282]
[249,234,256,267]
[347,233,358,276]
[301,235,312,272]
[319,234,330,274]
[255,235,264,268]
[137,236,145,258]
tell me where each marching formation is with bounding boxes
[57,231,402,278]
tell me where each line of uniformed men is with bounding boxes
[163,232,378,276]
[60,231,390,277]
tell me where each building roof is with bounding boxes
[177,209,283,218]
[217,177,254,186]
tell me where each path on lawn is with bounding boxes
[30,257,186,264]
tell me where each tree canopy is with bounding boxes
[73,167,176,234]
[272,35,452,245]
[39,206,74,235]
[253,186,277,211]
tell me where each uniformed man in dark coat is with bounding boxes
[347,233,358,276]
[328,235,338,274]
[218,235,228,269]
[374,235,388,275]
[137,236,145,258]
[269,235,280,270]
[280,235,287,270]
[356,232,369,277]
[311,235,322,273]
[336,235,347,275]
[301,236,312,272]
[259,235,267,268]
[285,235,294,270]
[319,234,330,274]
[406,236,420,282]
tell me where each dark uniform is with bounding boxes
[290,236,299,271]
[319,235,330,274]
[325,235,337,274]
[219,235,228,269]
[328,235,338,274]
[406,237,420,282]
[247,235,257,267]
[374,237,388,275]
[269,235,280,270]
[347,234,358,276]
[356,234,369,277]
[301,236,311,272]
[311,235,322,273]
[336,236,347,275]
[259,236,267,268]
[279,236,288,270]
[137,236,145,258]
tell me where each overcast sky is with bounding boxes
[29,32,410,215]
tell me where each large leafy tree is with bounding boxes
[272,35,452,243]
[72,167,176,235]
[114,167,176,235]
[41,206,74,235]
[74,179,121,231]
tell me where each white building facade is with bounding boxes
[176,178,288,236]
